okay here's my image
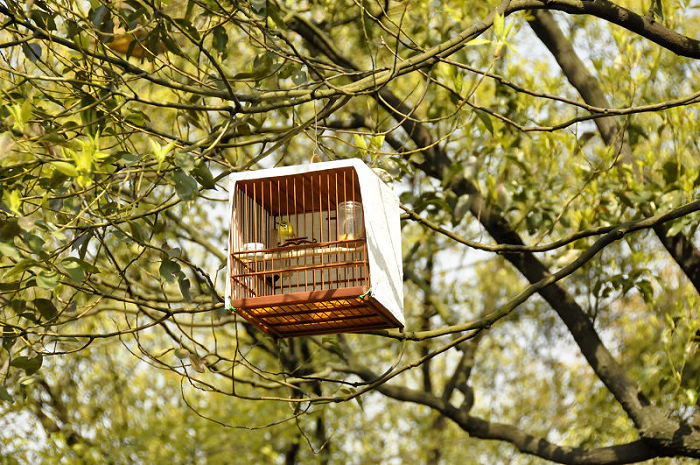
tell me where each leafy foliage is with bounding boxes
[0,0,699,464]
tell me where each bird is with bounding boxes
[106,31,148,58]
[265,274,280,289]
[277,219,296,245]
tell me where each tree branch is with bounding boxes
[347,362,661,465]
[511,0,700,59]
[527,9,700,292]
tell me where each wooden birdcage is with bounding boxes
[226,159,404,337]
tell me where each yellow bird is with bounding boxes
[277,219,296,244]
[106,31,148,59]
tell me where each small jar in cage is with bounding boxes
[337,201,364,241]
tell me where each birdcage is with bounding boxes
[226,159,404,337]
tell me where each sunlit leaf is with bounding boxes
[159,259,180,283]
[493,13,504,37]
[191,163,216,189]
[173,170,198,201]
[10,355,43,375]
[474,109,494,135]
[37,270,59,290]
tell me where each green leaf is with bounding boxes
[278,64,296,79]
[37,270,60,290]
[167,247,182,258]
[3,190,21,215]
[212,26,228,54]
[21,43,42,63]
[34,298,58,321]
[0,241,19,259]
[493,13,504,37]
[23,216,47,233]
[80,95,98,131]
[173,170,198,201]
[267,3,286,31]
[637,280,654,304]
[2,328,17,351]
[7,259,39,278]
[124,110,151,126]
[31,10,57,31]
[150,140,175,170]
[129,220,148,244]
[0,219,21,241]
[251,0,267,15]
[92,5,110,29]
[62,257,99,274]
[354,135,368,150]
[191,163,216,189]
[10,355,43,375]
[23,233,45,255]
[159,259,180,283]
[474,110,494,135]
[453,72,463,94]
[370,135,385,149]
[173,18,200,42]
[65,19,81,38]
[466,38,490,47]
[662,160,678,184]
[178,274,192,302]
[0,385,12,403]
[292,70,307,85]
[666,220,685,237]
[687,388,698,406]
[61,258,85,282]
[409,152,425,165]
[174,348,190,359]
[18,374,41,386]
[51,161,79,177]
[355,394,365,412]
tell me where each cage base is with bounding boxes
[231,287,403,337]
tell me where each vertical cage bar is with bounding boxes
[261,179,268,296]
[269,179,274,294]
[350,171,356,286]
[293,176,298,293]
[257,185,263,297]
[278,178,283,294]
[233,187,239,299]
[276,178,281,294]
[239,189,244,296]
[334,171,340,290]
[318,173,323,290]
[299,172,313,292]
[343,170,348,288]
[284,176,289,295]
[302,175,308,293]
[326,172,331,289]
[285,176,289,224]
[244,183,249,297]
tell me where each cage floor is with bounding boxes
[231,287,402,337]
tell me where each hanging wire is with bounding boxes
[309,98,323,163]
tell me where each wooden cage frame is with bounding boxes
[226,160,404,337]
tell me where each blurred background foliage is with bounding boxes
[0,0,698,463]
